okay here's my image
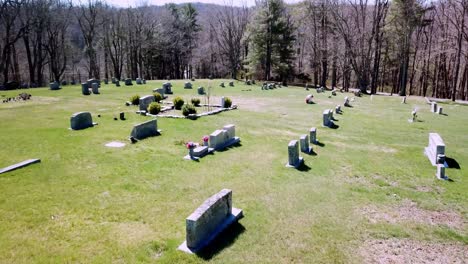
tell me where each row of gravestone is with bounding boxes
[286,128,318,168]
[184,124,240,160]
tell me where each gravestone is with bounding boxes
[300,134,312,154]
[221,97,225,108]
[344,97,350,107]
[115,80,120,87]
[139,95,155,111]
[49,81,60,90]
[208,124,239,151]
[163,82,173,94]
[61,80,67,86]
[178,189,243,254]
[335,105,341,114]
[119,112,125,120]
[401,96,406,104]
[70,112,94,130]
[286,140,303,168]
[142,79,146,84]
[310,127,317,144]
[125,78,133,86]
[424,133,445,166]
[246,80,251,85]
[220,82,225,88]
[409,109,418,123]
[81,83,90,95]
[184,82,192,89]
[229,81,234,87]
[370,95,373,101]
[104,79,108,85]
[136,78,142,85]
[91,83,99,94]
[197,87,205,95]
[130,119,160,140]
[431,102,438,113]
[323,109,333,127]
[437,107,443,115]
[153,88,165,97]
[436,164,446,180]
[87,79,100,88]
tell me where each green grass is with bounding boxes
[0,80,466,263]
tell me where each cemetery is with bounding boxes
[0,79,466,263]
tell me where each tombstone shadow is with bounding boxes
[440,113,448,116]
[331,117,339,121]
[313,141,325,147]
[445,157,460,169]
[306,149,318,156]
[297,162,311,172]
[328,123,339,129]
[196,221,246,260]
[344,104,353,108]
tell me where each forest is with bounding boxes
[0,0,467,100]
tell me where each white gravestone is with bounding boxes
[310,127,317,144]
[431,102,438,113]
[424,133,446,166]
[300,134,312,154]
[286,140,304,168]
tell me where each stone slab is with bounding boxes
[105,141,126,148]
[70,112,94,130]
[130,119,160,140]
[424,133,445,166]
[0,159,41,174]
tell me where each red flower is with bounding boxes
[186,142,195,149]
[202,136,209,142]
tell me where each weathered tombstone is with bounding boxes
[136,78,142,85]
[81,83,90,95]
[310,127,317,144]
[344,96,350,107]
[246,80,251,85]
[409,109,418,123]
[130,119,159,140]
[197,87,205,95]
[229,81,234,87]
[163,82,173,94]
[153,88,165,97]
[431,102,438,113]
[300,134,312,154]
[70,112,94,130]
[220,82,225,88]
[335,105,341,114]
[49,81,60,90]
[139,95,155,111]
[104,79,108,85]
[119,112,125,120]
[424,133,446,166]
[436,164,446,180]
[178,189,243,254]
[142,79,146,84]
[87,79,100,88]
[125,78,132,86]
[437,107,443,115]
[61,80,67,86]
[323,109,333,127]
[286,140,303,168]
[221,96,225,108]
[401,96,406,104]
[184,82,192,89]
[115,80,120,87]
[91,83,99,94]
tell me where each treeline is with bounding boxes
[0,0,466,100]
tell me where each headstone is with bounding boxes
[163,82,173,94]
[229,81,234,87]
[178,189,243,253]
[436,164,446,180]
[61,80,67,86]
[370,95,374,101]
[87,79,100,88]
[424,133,445,166]
[111,77,116,83]
[153,88,165,97]
[119,112,125,120]
[139,95,155,111]
[91,83,99,94]
[70,112,94,130]
[335,105,341,114]
[184,82,192,89]
[300,134,312,154]
[221,97,225,108]
[323,109,333,127]
[125,78,132,86]
[142,79,146,84]
[115,80,120,87]
[81,83,90,95]
[49,81,60,90]
[220,82,225,88]
[104,79,108,85]
[437,107,443,115]
[197,87,205,95]
[192,146,208,158]
[344,96,350,107]
[310,127,317,144]
[401,96,406,104]
[286,140,303,168]
[246,80,251,85]
[223,124,235,139]
[209,129,225,150]
[130,119,159,140]
[431,102,437,113]
[409,109,418,123]
[331,90,336,96]
[136,78,142,85]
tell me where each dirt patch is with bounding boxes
[359,238,468,264]
[360,199,465,230]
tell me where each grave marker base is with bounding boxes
[285,157,304,169]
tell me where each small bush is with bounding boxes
[153,92,163,102]
[173,96,184,110]
[224,97,232,108]
[130,95,140,105]
[148,102,161,115]
[182,104,197,116]
[191,98,201,106]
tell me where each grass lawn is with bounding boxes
[0,80,466,263]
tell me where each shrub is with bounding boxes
[173,96,184,110]
[130,95,140,105]
[191,98,201,106]
[182,104,197,116]
[147,102,161,115]
[223,97,232,108]
[153,92,163,102]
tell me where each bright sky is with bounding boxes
[103,0,302,7]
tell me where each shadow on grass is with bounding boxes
[297,162,311,172]
[445,157,460,169]
[197,221,246,260]
[314,141,325,147]
[328,123,339,129]
[304,149,317,156]
[345,104,353,108]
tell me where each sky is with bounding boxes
[102,0,302,8]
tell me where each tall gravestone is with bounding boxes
[424,133,446,166]
[70,112,94,130]
[125,78,133,86]
[163,82,173,94]
[286,140,303,168]
[81,83,90,95]
[431,102,438,113]
[197,87,205,95]
[91,83,99,94]
[136,78,142,85]
[220,82,225,88]
[310,127,317,144]
[323,109,333,127]
[300,134,312,154]
[115,80,120,87]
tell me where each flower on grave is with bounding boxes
[202,136,209,142]
[186,141,196,149]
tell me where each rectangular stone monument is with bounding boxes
[178,189,243,254]
[70,112,94,130]
[130,119,160,140]
[81,83,90,95]
[0,159,41,174]
[310,127,317,144]
[437,107,443,115]
[163,82,173,94]
[300,134,312,154]
[229,81,234,87]
[104,79,108,85]
[91,83,99,94]
[221,97,225,108]
[223,124,235,139]
[431,102,438,113]
[184,82,192,89]
[115,81,120,87]
[344,96,350,107]
[424,133,445,166]
[139,95,155,111]
[335,105,341,114]
[136,78,142,85]
[142,79,146,84]
[209,125,240,151]
[125,78,132,86]
[286,140,303,168]
[197,87,205,95]
[209,129,225,150]
[153,88,165,97]
[323,109,333,127]
[436,164,446,180]
[49,82,60,90]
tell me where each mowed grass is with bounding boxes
[0,80,466,263]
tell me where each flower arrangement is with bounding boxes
[186,141,196,149]
[202,136,209,142]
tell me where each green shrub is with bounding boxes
[147,102,161,115]
[224,97,232,108]
[182,104,197,116]
[191,98,201,106]
[173,96,184,110]
[130,95,140,105]
[153,92,163,102]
